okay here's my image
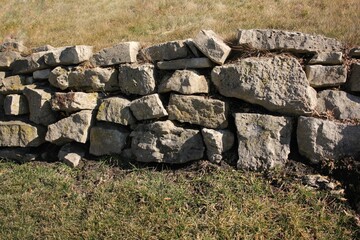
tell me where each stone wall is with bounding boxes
[0,29,359,172]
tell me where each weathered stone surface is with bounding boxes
[118,64,156,95]
[23,87,58,126]
[90,42,140,66]
[33,69,51,80]
[349,47,360,58]
[185,39,203,57]
[349,63,360,92]
[157,58,214,70]
[58,143,86,168]
[32,45,55,53]
[193,30,231,65]
[44,45,93,66]
[130,120,204,163]
[0,75,27,94]
[51,92,99,113]
[308,52,343,65]
[234,113,293,171]
[316,90,360,120]
[10,51,49,74]
[159,70,209,94]
[237,29,343,53]
[0,148,38,162]
[0,40,28,53]
[90,123,129,156]
[201,128,234,163]
[0,121,46,147]
[96,96,135,126]
[130,94,168,120]
[4,94,29,115]
[211,56,317,115]
[305,65,347,88]
[143,40,189,61]
[0,51,21,70]
[168,94,227,128]
[45,110,93,145]
[297,117,360,164]
[48,66,70,90]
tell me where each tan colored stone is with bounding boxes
[96,96,135,126]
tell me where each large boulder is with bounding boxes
[349,63,360,92]
[201,128,234,163]
[129,94,168,121]
[4,94,29,115]
[142,40,189,62]
[211,56,317,116]
[305,65,347,88]
[96,96,135,126]
[51,92,99,113]
[0,75,27,94]
[118,64,156,95]
[44,45,93,66]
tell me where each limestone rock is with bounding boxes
[45,110,93,145]
[48,66,70,90]
[211,56,317,115]
[308,52,343,65]
[237,29,343,53]
[184,39,203,57]
[0,40,28,53]
[168,94,227,129]
[96,96,135,126]
[4,94,29,115]
[33,69,51,80]
[130,94,168,121]
[349,63,360,92]
[44,45,93,66]
[58,143,86,168]
[193,30,231,65]
[297,117,360,164]
[234,113,293,171]
[130,120,204,163]
[0,51,21,70]
[349,47,360,58]
[157,58,214,70]
[10,51,49,74]
[51,92,99,113]
[118,64,156,95]
[0,75,27,94]
[0,121,46,147]
[143,40,189,61]
[90,42,140,66]
[305,65,347,88]
[89,123,129,156]
[201,128,234,163]
[158,70,209,94]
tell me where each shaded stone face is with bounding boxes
[308,52,343,65]
[142,40,189,62]
[349,63,360,92]
[305,65,347,88]
[157,57,214,70]
[118,64,156,95]
[44,45,93,66]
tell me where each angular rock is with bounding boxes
[33,69,51,80]
[201,128,234,163]
[91,42,140,66]
[305,65,347,88]
[0,148,38,162]
[349,47,360,58]
[308,52,343,65]
[58,143,86,168]
[130,94,168,121]
[185,39,203,57]
[157,58,214,70]
[10,51,49,74]
[237,29,343,53]
[349,63,360,92]
[0,75,27,94]
[48,66,70,90]
[118,64,156,95]
[89,123,129,156]
[0,40,28,53]
[0,121,46,147]
[0,51,21,70]
[168,94,227,128]
[158,69,209,94]
[96,96,135,126]
[297,117,360,164]
[130,120,204,163]
[44,45,93,66]
[212,56,317,115]
[45,110,93,145]
[193,30,231,65]
[234,113,293,171]
[51,92,99,113]
[4,94,29,115]
[142,40,189,62]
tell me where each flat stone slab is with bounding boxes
[305,65,347,88]
[51,92,99,113]
[33,69,51,80]
[44,45,93,66]
[349,63,360,92]
[129,94,168,121]
[118,64,156,95]
[201,128,234,163]
[142,40,189,61]
[308,52,343,65]
[157,58,214,70]
[4,94,29,115]
[96,96,135,126]
[91,42,140,66]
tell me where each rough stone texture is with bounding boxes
[349,63,360,92]
[305,65,347,88]
[201,128,234,163]
[234,113,293,171]
[32,45,55,53]
[0,121,46,147]
[58,143,86,168]
[0,40,28,53]
[45,110,93,145]
[4,94,29,115]
[158,70,209,94]
[157,58,214,70]
[142,40,189,61]
[211,56,317,115]
[193,30,231,65]
[90,123,129,156]
[308,52,343,65]
[48,66,70,90]
[184,39,203,57]
[237,29,343,53]
[10,51,49,74]
[33,69,51,80]
[130,120,204,163]
[168,94,227,128]
[349,47,360,58]
[0,148,38,162]
[51,92,99,113]
[118,64,156,95]
[91,42,140,66]
[0,75,27,94]
[96,96,135,126]
[23,87,58,126]
[44,45,93,66]
[316,90,360,120]
[129,94,168,121]
[0,51,21,70]
[297,117,360,164]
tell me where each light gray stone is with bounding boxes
[159,70,209,94]
[0,121,46,147]
[306,65,347,88]
[44,45,93,66]
[234,113,293,171]
[349,63,360,92]
[168,94,227,129]
[142,40,189,61]
[193,30,231,65]
[58,143,86,168]
[51,92,99,113]
[349,47,360,58]
[0,75,27,94]
[0,51,21,70]
[90,42,140,66]
[237,29,343,53]
[297,117,360,164]
[33,69,51,80]
[10,51,49,74]
[130,94,168,121]
[45,110,93,145]
[308,52,343,65]
[130,120,204,163]
[157,58,214,70]
[118,64,156,95]
[4,94,29,115]
[211,56,317,115]
[96,96,135,126]
[0,40,28,53]
[48,66,70,90]
[201,128,234,163]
